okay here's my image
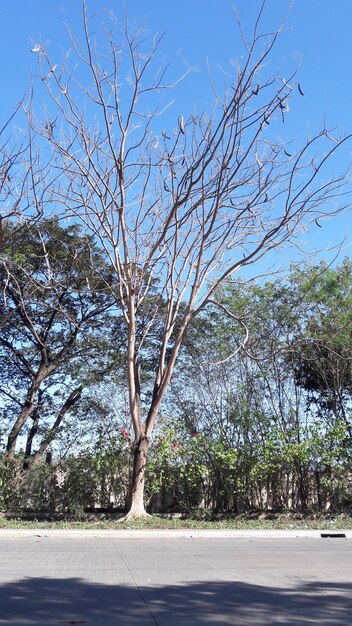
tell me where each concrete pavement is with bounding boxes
[1,528,351,538]
[0,532,351,624]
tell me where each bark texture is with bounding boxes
[127,435,150,518]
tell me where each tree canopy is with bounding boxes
[0,218,118,467]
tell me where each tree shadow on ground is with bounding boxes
[0,577,351,625]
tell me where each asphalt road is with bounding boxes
[0,531,351,625]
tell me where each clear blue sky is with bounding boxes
[1,0,351,257]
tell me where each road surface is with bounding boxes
[0,530,351,625]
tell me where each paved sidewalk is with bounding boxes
[0,533,351,624]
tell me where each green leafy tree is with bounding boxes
[172,262,352,512]
[0,218,118,467]
[290,259,352,432]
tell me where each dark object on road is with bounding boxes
[320,533,346,538]
[59,620,86,624]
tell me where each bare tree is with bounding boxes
[0,95,50,253]
[27,1,352,518]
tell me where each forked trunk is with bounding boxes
[124,434,150,520]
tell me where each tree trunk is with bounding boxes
[22,390,43,470]
[26,386,82,470]
[123,435,150,520]
[5,364,56,462]
[22,414,40,470]
[5,385,39,462]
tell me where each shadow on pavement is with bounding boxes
[0,577,351,625]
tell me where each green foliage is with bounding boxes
[0,218,120,466]
[60,456,99,514]
[1,258,352,517]
[0,459,22,512]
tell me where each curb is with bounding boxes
[0,529,351,539]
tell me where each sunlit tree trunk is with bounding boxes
[127,433,150,519]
